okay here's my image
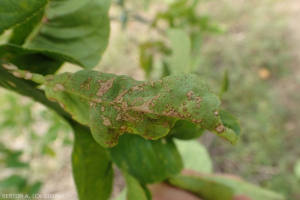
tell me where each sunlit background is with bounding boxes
[1,0,300,199]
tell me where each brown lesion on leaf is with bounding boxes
[53,83,65,92]
[162,107,181,118]
[186,91,194,100]
[12,71,22,78]
[214,111,219,116]
[214,124,225,133]
[2,63,18,70]
[114,90,128,103]
[102,116,112,126]
[96,77,116,97]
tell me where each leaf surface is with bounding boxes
[108,134,183,184]
[25,0,111,69]
[168,174,234,200]
[123,172,149,200]
[0,44,83,72]
[174,139,212,173]
[71,124,113,200]
[0,0,48,34]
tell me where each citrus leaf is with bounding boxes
[0,0,48,34]
[0,44,83,75]
[219,109,241,138]
[25,0,110,69]
[174,139,212,173]
[71,124,113,200]
[9,9,44,45]
[168,120,204,140]
[5,67,240,147]
[123,172,149,200]
[168,174,234,200]
[108,134,183,184]
[170,174,285,200]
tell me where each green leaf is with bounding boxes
[167,29,191,73]
[123,172,149,200]
[168,120,204,140]
[172,174,285,200]
[294,160,300,180]
[5,67,240,147]
[0,175,26,189]
[219,69,229,98]
[71,124,113,200]
[219,109,241,139]
[25,0,111,69]
[168,174,234,200]
[174,139,212,173]
[9,9,44,45]
[0,0,48,34]
[0,44,83,75]
[108,134,183,184]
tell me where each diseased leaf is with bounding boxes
[0,0,48,34]
[108,134,183,184]
[5,67,240,147]
[71,124,113,200]
[168,174,234,200]
[174,139,212,173]
[25,0,111,69]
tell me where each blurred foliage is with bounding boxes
[0,89,72,198]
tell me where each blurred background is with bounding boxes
[0,0,300,199]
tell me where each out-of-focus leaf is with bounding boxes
[174,139,212,173]
[4,150,28,168]
[168,174,234,200]
[0,175,26,189]
[6,67,240,147]
[167,29,191,73]
[71,124,113,200]
[172,174,286,200]
[9,9,44,45]
[123,172,149,200]
[41,145,56,157]
[139,44,153,78]
[294,160,300,179]
[0,0,48,34]
[219,69,229,97]
[27,181,42,196]
[168,120,204,140]
[26,0,111,69]
[108,134,183,184]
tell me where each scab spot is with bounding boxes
[53,83,65,92]
[2,63,18,70]
[186,91,194,100]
